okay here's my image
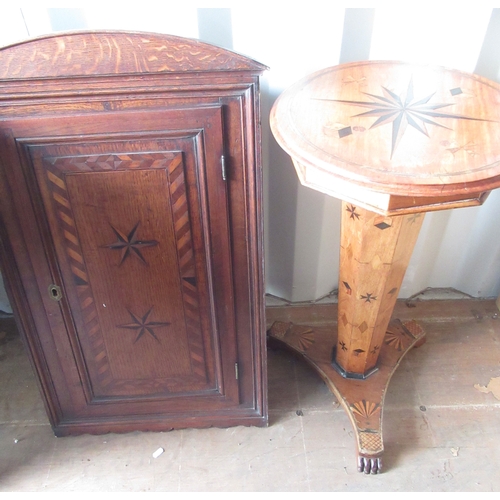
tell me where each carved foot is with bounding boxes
[358,455,382,474]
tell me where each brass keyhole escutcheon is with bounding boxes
[48,284,62,302]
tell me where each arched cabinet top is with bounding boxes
[0,31,267,80]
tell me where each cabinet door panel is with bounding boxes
[43,155,210,398]
[4,106,240,419]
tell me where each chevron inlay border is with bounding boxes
[49,152,179,172]
[44,157,115,389]
[42,150,208,392]
[167,158,207,380]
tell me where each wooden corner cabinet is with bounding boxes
[0,32,267,435]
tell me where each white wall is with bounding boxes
[1,4,500,312]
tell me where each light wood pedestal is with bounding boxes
[270,61,500,473]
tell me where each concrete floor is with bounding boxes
[1,298,499,491]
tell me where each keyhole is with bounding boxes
[48,284,62,301]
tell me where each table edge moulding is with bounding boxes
[269,60,500,474]
[0,31,268,436]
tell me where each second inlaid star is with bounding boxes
[117,307,171,344]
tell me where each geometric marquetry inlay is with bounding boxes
[103,221,158,266]
[359,432,383,454]
[40,148,211,390]
[268,59,500,472]
[116,307,171,344]
[315,78,495,159]
[346,204,361,220]
[360,293,377,303]
[0,30,268,437]
[350,399,381,423]
[267,321,315,353]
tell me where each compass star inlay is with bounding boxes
[103,221,158,266]
[117,307,171,343]
[315,78,494,158]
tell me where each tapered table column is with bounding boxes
[270,61,500,473]
[335,203,424,378]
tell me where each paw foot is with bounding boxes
[357,456,382,474]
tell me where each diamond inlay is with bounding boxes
[339,126,353,138]
[358,321,368,333]
[343,281,353,295]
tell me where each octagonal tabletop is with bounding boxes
[270,61,500,215]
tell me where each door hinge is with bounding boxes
[221,155,227,181]
[235,362,239,380]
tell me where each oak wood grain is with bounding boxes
[0,32,267,435]
[0,31,267,79]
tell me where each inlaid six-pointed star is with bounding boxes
[117,307,171,343]
[103,221,158,266]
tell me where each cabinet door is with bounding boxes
[0,105,242,432]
